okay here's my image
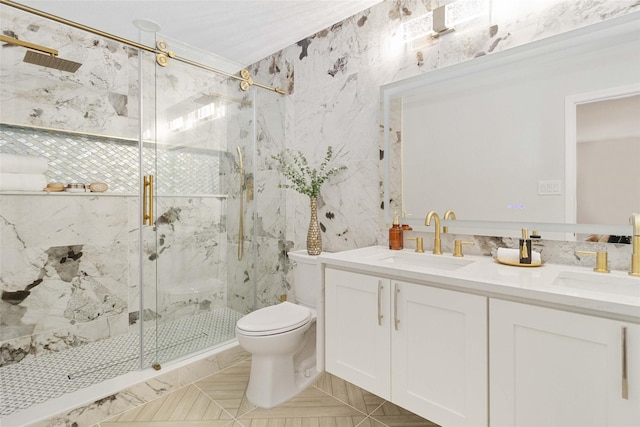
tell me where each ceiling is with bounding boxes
[16,0,383,67]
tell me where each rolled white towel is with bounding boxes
[0,153,48,174]
[497,247,541,264]
[0,173,47,191]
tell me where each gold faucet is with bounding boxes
[576,250,610,273]
[425,211,442,255]
[631,213,640,276]
[443,210,456,233]
[453,240,474,257]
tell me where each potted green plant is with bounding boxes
[272,146,346,255]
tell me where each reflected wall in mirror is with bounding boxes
[575,94,640,226]
[382,12,640,239]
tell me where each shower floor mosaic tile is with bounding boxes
[0,307,243,417]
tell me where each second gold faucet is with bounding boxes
[425,211,442,255]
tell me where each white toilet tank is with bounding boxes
[288,250,320,308]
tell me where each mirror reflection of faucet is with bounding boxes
[443,210,456,233]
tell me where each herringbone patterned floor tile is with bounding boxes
[98,357,440,427]
[237,386,367,426]
[369,402,439,426]
[314,372,385,415]
[101,384,233,426]
[195,359,256,417]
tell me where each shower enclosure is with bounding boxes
[0,1,287,420]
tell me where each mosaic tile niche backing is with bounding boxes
[0,124,228,194]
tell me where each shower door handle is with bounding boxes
[143,175,154,226]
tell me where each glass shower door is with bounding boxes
[143,35,255,366]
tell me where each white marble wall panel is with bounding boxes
[0,7,137,138]
[141,196,228,322]
[255,97,287,170]
[0,194,128,249]
[289,67,382,252]
[0,240,129,365]
[254,169,286,239]
[255,236,288,309]
[226,243,255,314]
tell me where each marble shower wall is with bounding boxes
[0,4,286,369]
[0,5,138,138]
[0,194,130,367]
[247,0,638,268]
[0,191,231,368]
[1,1,143,366]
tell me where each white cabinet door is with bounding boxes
[325,268,391,399]
[392,281,488,427]
[490,299,640,427]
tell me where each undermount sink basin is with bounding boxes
[552,271,640,297]
[374,251,474,271]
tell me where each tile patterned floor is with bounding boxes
[1,308,243,417]
[99,359,440,427]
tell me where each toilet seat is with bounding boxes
[236,301,311,336]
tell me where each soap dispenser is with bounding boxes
[389,213,404,250]
[519,228,532,264]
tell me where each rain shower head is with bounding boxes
[23,50,82,73]
[0,34,82,73]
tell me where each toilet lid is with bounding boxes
[236,301,311,335]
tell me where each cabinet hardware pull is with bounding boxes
[622,326,628,400]
[377,281,383,326]
[394,283,400,331]
[143,175,154,226]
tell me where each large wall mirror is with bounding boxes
[382,12,640,240]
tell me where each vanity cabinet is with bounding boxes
[325,268,488,427]
[490,299,640,427]
[324,269,391,399]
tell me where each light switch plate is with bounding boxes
[538,180,562,195]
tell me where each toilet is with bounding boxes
[235,250,320,408]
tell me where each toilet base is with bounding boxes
[245,353,319,408]
[244,322,318,408]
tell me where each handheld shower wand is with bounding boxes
[237,146,245,261]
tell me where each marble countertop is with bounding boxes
[318,246,640,321]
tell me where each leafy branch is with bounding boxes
[272,146,347,198]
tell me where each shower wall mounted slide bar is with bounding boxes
[1,0,286,94]
[236,147,244,261]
